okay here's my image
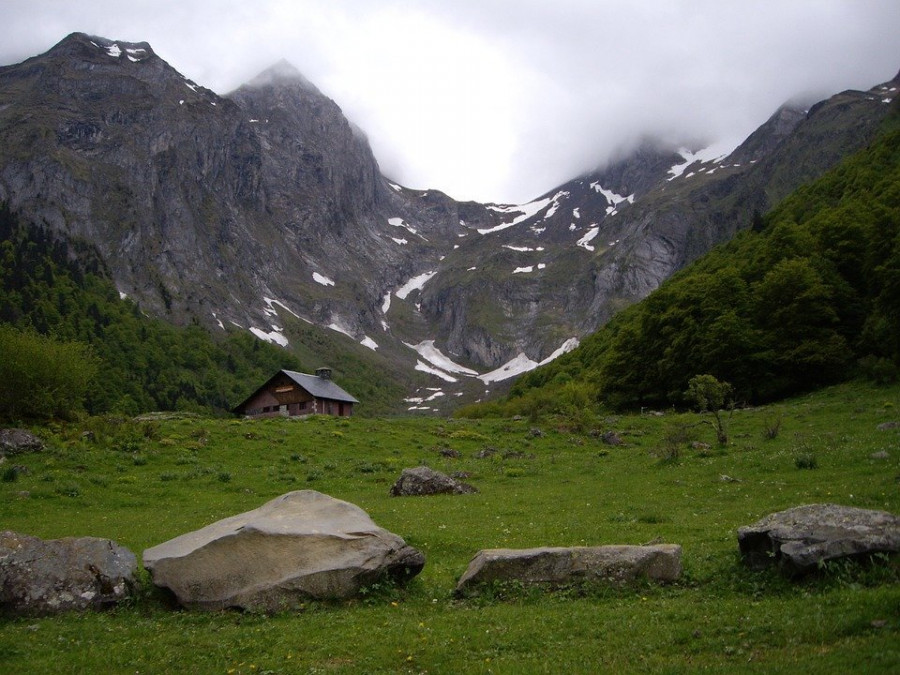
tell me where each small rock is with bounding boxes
[474,447,497,459]
[601,431,623,446]
[692,441,711,451]
[0,429,45,457]
[438,447,461,458]
[877,421,899,431]
[870,451,890,460]
[528,427,544,438]
[871,619,888,628]
[0,531,137,616]
[389,466,477,496]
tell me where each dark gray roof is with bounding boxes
[282,370,358,403]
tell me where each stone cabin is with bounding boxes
[233,368,358,418]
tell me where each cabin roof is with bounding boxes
[281,369,358,403]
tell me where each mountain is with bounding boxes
[0,33,897,413]
[478,99,900,415]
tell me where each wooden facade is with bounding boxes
[233,369,358,419]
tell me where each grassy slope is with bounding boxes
[1,381,898,672]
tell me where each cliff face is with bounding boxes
[1,32,896,402]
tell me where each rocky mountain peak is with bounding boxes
[240,58,321,94]
[47,32,156,64]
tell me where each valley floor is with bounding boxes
[1,381,898,672]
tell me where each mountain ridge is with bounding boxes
[1,32,897,413]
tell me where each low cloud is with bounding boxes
[2,0,899,203]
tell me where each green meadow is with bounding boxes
[1,381,898,673]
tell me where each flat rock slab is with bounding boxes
[738,503,900,575]
[0,429,44,456]
[390,466,477,496]
[143,490,425,612]
[455,545,682,595]
[0,531,137,616]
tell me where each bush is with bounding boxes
[0,325,98,421]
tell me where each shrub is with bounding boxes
[0,325,98,421]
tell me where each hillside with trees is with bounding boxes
[0,205,304,420]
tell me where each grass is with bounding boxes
[1,381,898,672]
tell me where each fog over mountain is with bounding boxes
[2,0,899,203]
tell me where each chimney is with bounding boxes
[315,367,332,380]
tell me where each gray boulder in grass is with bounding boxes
[738,503,900,576]
[455,544,682,595]
[142,490,425,611]
[389,466,478,496]
[0,531,137,616]
[0,429,45,456]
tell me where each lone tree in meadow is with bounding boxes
[685,374,733,446]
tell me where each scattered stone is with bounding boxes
[455,544,682,595]
[877,421,899,431]
[143,490,425,611]
[438,447,461,458]
[502,450,531,459]
[692,441,711,451]
[871,619,888,628]
[0,531,137,617]
[474,447,497,459]
[389,466,478,496]
[719,474,742,483]
[451,471,471,480]
[737,503,900,576]
[870,450,890,460]
[528,427,544,438]
[601,431,624,446]
[0,429,45,457]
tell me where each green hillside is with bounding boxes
[0,205,303,418]
[474,106,900,418]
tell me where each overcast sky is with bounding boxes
[2,1,899,203]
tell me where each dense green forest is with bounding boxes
[0,205,301,420]
[464,107,900,417]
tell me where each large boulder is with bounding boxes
[389,466,478,496]
[0,531,137,616]
[142,490,426,611]
[738,503,900,576]
[455,545,682,595]
[0,429,44,456]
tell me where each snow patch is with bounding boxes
[479,196,553,234]
[391,237,408,245]
[118,291,128,300]
[263,297,299,319]
[250,327,288,347]
[577,228,600,251]
[211,312,225,330]
[105,44,122,58]
[503,245,545,252]
[415,361,458,383]
[513,266,533,274]
[478,354,538,383]
[381,292,392,314]
[313,272,335,287]
[388,217,417,235]
[361,336,378,351]
[388,182,403,192]
[406,340,479,376]
[477,337,579,383]
[327,322,354,338]
[667,140,736,180]
[396,271,437,299]
[573,208,581,219]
